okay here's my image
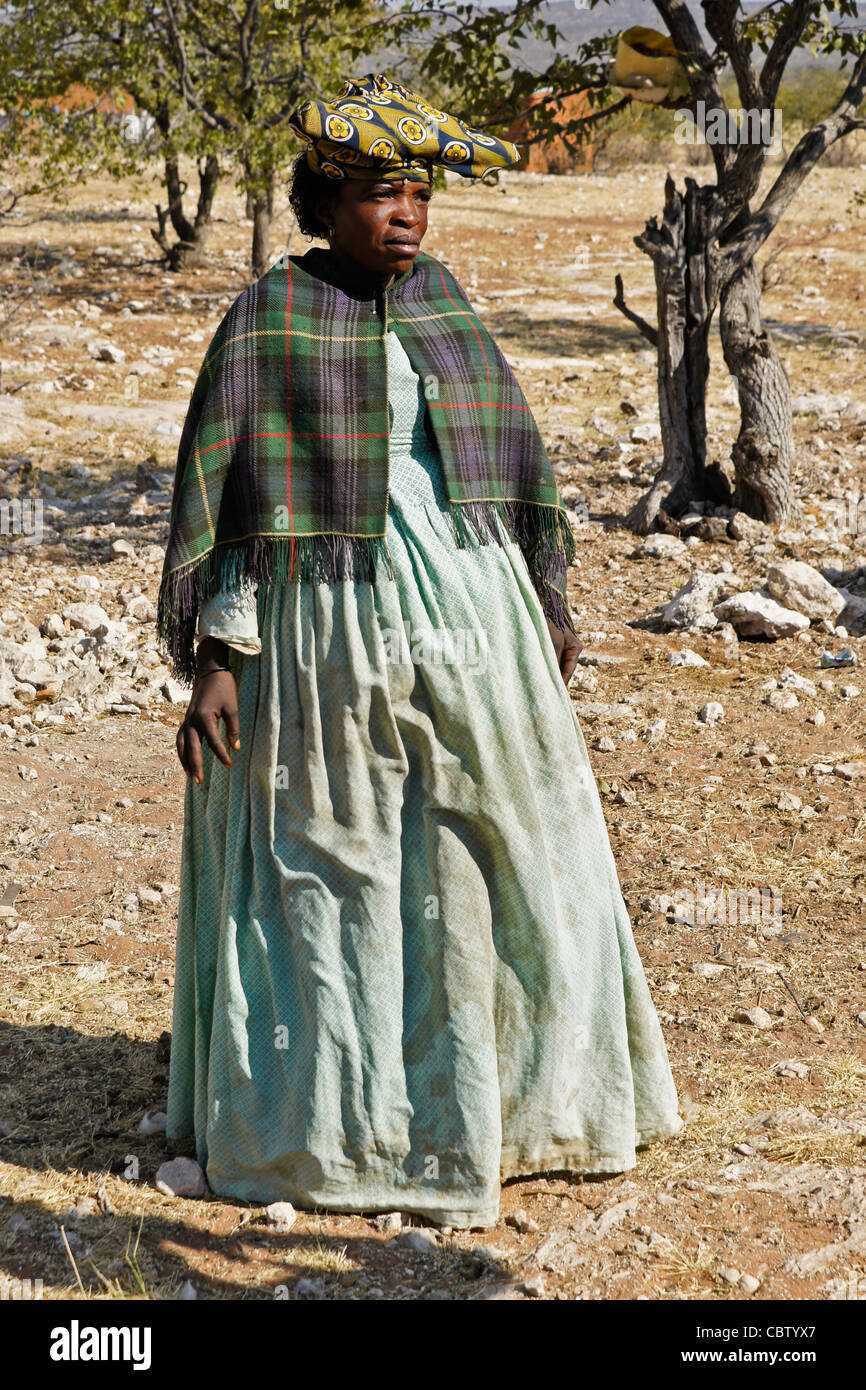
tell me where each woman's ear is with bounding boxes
[315,196,335,239]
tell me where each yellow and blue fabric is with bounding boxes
[289,72,521,182]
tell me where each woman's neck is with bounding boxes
[326,243,395,290]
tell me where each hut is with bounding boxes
[505,90,597,174]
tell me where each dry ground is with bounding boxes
[0,155,865,1301]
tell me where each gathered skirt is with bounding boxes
[166,434,682,1228]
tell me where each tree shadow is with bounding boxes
[488,310,651,359]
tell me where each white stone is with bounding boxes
[154,1157,207,1198]
[698,701,725,725]
[766,689,799,711]
[660,571,738,629]
[735,1006,773,1029]
[766,560,846,622]
[265,1201,297,1233]
[63,602,111,634]
[713,590,810,639]
[779,667,816,696]
[669,648,709,667]
[87,339,126,364]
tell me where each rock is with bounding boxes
[75,962,107,983]
[840,684,861,699]
[154,1157,207,1199]
[791,392,850,417]
[698,701,725,725]
[775,1060,809,1078]
[738,1273,761,1295]
[40,614,65,638]
[62,602,110,634]
[766,560,846,622]
[642,533,686,559]
[836,589,866,631]
[138,1107,167,1135]
[161,679,189,705]
[394,1228,439,1257]
[719,1266,741,1284]
[691,962,729,977]
[779,667,816,696]
[735,1006,773,1029]
[776,791,802,812]
[713,590,810,639]
[265,1201,297,1233]
[87,339,126,364]
[811,709,826,726]
[110,538,136,559]
[123,594,156,622]
[571,667,598,693]
[630,421,661,443]
[766,690,799,712]
[834,761,865,780]
[660,570,734,628]
[593,736,616,752]
[669,648,708,667]
[65,1196,99,1220]
[506,1209,540,1234]
[295,1277,326,1299]
[642,718,667,745]
[373,1211,403,1234]
[728,511,767,544]
[521,1272,547,1297]
[177,1280,198,1300]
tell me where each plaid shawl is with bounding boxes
[158,247,576,681]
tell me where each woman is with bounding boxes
[159,74,682,1230]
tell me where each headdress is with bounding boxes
[289,72,520,182]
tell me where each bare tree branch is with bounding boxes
[613,273,659,347]
[760,0,822,106]
[722,43,866,273]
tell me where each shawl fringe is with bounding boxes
[159,501,577,684]
[449,496,578,634]
[158,532,396,685]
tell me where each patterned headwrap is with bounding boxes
[289,72,521,182]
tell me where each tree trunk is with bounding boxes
[719,258,797,523]
[194,154,219,235]
[251,194,271,279]
[622,177,731,533]
[249,172,277,279]
[151,153,219,271]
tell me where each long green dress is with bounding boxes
[166,328,682,1228]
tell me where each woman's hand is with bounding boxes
[175,637,241,783]
[546,618,583,687]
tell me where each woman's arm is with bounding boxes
[175,640,240,783]
[546,618,582,687]
[176,581,259,782]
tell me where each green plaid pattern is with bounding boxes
[158,249,576,680]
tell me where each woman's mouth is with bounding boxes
[385,238,421,255]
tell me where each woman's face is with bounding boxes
[322,178,432,278]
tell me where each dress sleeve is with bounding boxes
[196,578,261,655]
